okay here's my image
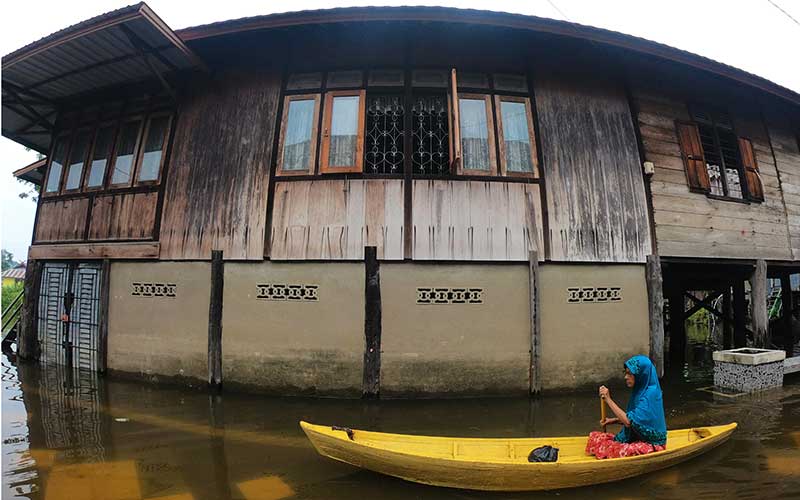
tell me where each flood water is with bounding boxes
[3,348,799,500]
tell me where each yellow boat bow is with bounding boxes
[300,421,737,491]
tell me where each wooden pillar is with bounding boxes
[528,250,541,394]
[733,280,747,348]
[722,288,732,350]
[750,260,768,348]
[781,273,793,356]
[208,250,224,389]
[362,246,381,398]
[667,286,685,365]
[17,260,42,361]
[646,255,664,377]
[98,259,111,372]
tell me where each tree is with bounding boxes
[1,250,18,271]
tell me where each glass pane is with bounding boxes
[111,120,141,185]
[500,101,533,173]
[138,116,170,182]
[45,138,68,193]
[64,130,91,190]
[86,125,115,188]
[459,98,490,171]
[411,94,449,176]
[328,95,359,167]
[282,99,316,171]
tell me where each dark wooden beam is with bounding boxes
[683,290,724,320]
[646,255,664,377]
[208,250,224,389]
[733,280,747,348]
[98,259,111,372]
[119,24,177,100]
[667,286,685,365]
[781,273,793,356]
[17,260,42,361]
[528,250,541,393]
[750,259,768,348]
[362,246,381,398]
[722,288,732,349]
[28,242,160,260]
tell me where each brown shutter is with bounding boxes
[738,137,764,202]
[675,121,710,193]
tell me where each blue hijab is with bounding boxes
[614,355,667,446]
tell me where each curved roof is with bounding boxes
[176,5,800,107]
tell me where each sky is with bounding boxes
[1,0,799,262]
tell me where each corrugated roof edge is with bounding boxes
[175,5,800,107]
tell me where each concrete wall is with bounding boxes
[538,263,650,390]
[108,261,210,381]
[222,262,364,395]
[380,263,531,396]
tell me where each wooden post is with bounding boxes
[780,273,793,356]
[750,260,768,348]
[645,255,664,377]
[667,286,685,365]
[98,259,111,372]
[733,280,747,348]
[208,250,224,389]
[363,246,381,398]
[528,250,541,394]
[17,260,42,361]
[722,288,732,350]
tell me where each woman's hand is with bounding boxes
[599,417,619,427]
[599,385,610,400]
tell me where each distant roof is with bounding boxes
[2,265,26,281]
[177,6,800,108]
[1,2,205,153]
[13,158,47,185]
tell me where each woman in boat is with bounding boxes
[586,355,667,459]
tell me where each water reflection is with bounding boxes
[2,351,799,499]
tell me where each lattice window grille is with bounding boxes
[567,287,622,303]
[257,283,319,301]
[412,94,450,175]
[131,282,177,297]
[365,94,404,174]
[416,287,484,305]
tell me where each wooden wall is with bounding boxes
[535,74,651,263]
[767,122,800,260]
[411,180,543,261]
[632,88,793,260]
[270,179,404,260]
[159,69,281,260]
[88,192,158,241]
[34,198,89,242]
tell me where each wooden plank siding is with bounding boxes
[631,88,793,260]
[767,124,800,259]
[88,192,158,240]
[411,180,543,261]
[534,75,651,263]
[159,69,281,260]
[34,198,89,242]
[270,179,404,260]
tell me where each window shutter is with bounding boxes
[738,137,764,202]
[675,121,710,193]
[449,68,461,172]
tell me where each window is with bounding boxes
[320,90,365,173]
[137,114,172,183]
[63,129,92,192]
[457,94,496,175]
[110,119,143,186]
[85,124,116,190]
[364,94,405,174]
[44,136,69,194]
[277,94,320,175]
[412,94,450,175]
[495,96,538,177]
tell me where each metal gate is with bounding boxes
[37,262,103,371]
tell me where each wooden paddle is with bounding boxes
[600,396,607,433]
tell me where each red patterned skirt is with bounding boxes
[586,431,665,459]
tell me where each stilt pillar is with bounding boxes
[362,246,381,398]
[668,286,685,365]
[780,273,793,356]
[750,260,768,348]
[733,280,747,348]
[646,255,664,377]
[208,250,224,389]
[18,260,42,360]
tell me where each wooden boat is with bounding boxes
[300,421,737,491]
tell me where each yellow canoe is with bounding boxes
[300,421,737,491]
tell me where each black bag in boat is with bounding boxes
[528,445,559,463]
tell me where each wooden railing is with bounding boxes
[1,289,25,346]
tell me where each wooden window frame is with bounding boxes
[107,116,145,190]
[320,89,366,174]
[83,121,119,192]
[688,107,749,202]
[61,127,94,194]
[42,133,72,198]
[276,94,321,176]
[134,112,173,186]
[454,92,497,176]
[494,95,539,179]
